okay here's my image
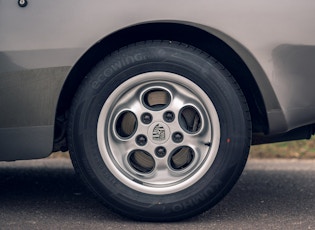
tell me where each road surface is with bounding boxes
[0,158,314,229]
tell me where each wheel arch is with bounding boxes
[54,21,278,148]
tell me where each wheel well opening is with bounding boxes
[54,22,268,150]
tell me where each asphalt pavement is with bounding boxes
[0,158,314,229]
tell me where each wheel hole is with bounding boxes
[129,150,155,173]
[179,106,201,133]
[143,89,171,110]
[116,111,137,138]
[170,146,194,170]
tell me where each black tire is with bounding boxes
[68,41,251,221]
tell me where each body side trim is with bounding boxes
[0,126,53,160]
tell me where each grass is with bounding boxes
[50,137,315,159]
[249,137,315,159]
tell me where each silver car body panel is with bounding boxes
[1,0,315,160]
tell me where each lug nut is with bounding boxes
[155,146,167,158]
[172,132,183,143]
[163,111,175,122]
[136,135,147,146]
[141,113,153,124]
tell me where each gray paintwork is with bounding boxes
[1,0,315,160]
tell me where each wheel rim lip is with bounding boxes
[97,72,220,195]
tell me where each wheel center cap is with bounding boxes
[148,121,170,144]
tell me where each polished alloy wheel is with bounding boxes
[97,72,220,194]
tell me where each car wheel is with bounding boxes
[68,41,251,221]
